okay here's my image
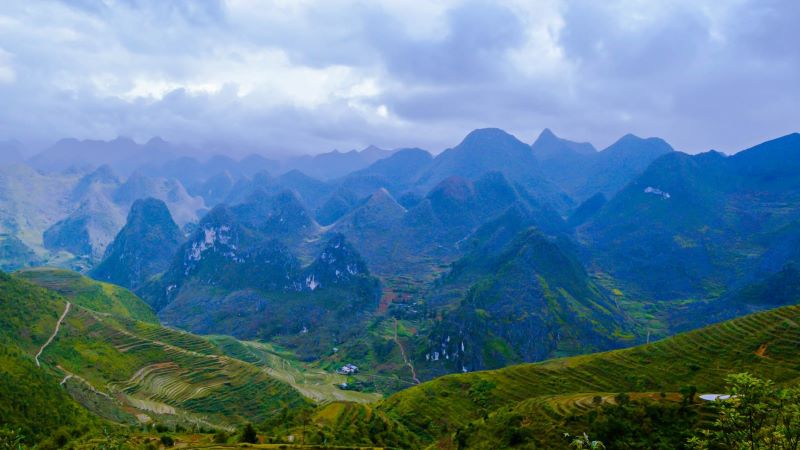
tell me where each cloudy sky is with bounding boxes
[0,0,797,156]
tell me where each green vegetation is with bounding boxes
[418,228,636,378]
[379,303,800,448]
[690,373,800,449]
[0,265,413,448]
[0,269,312,447]
[0,272,102,446]
[15,267,158,323]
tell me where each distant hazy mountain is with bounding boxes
[91,198,183,290]
[194,170,235,207]
[315,188,361,225]
[43,194,125,260]
[0,140,25,165]
[222,169,335,213]
[534,129,674,203]
[41,167,202,262]
[332,171,566,280]
[147,153,281,198]
[69,164,119,202]
[531,128,596,159]
[582,133,800,301]
[0,233,39,271]
[112,171,205,227]
[283,145,396,180]
[0,158,204,270]
[29,137,178,175]
[0,163,79,248]
[416,128,571,212]
[337,148,433,198]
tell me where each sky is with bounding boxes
[0,0,797,156]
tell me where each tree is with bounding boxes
[689,373,800,450]
[239,423,258,444]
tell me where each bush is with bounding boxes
[213,430,228,443]
[160,435,174,447]
[0,427,25,449]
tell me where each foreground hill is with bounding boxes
[0,273,102,446]
[4,266,800,448]
[378,302,800,448]
[16,266,159,323]
[0,271,327,443]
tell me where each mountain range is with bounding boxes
[2,127,800,447]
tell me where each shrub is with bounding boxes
[213,430,228,444]
[160,435,174,447]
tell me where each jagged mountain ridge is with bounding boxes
[533,128,675,203]
[581,133,800,302]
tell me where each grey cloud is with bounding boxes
[363,1,527,83]
[0,0,798,156]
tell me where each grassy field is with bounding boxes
[207,336,382,404]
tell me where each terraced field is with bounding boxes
[16,267,158,323]
[41,305,309,428]
[380,303,800,444]
[26,297,378,429]
[2,267,386,434]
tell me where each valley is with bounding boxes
[2,128,800,448]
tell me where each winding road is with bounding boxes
[393,318,420,384]
[35,301,71,367]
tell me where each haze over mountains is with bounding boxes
[1,0,798,446]
[3,126,800,448]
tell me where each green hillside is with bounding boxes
[0,271,312,441]
[15,267,159,324]
[379,303,800,447]
[0,272,102,447]
[4,264,800,448]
